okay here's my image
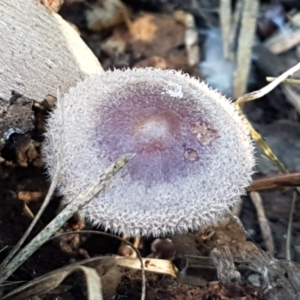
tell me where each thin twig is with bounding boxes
[266,77,300,85]
[0,153,135,285]
[286,192,297,261]
[250,192,275,255]
[0,89,64,271]
[236,62,300,104]
[248,173,300,192]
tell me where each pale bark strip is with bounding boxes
[0,0,103,102]
[220,0,232,60]
[233,0,259,98]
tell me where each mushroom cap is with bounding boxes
[44,68,255,236]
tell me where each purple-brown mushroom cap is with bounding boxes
[44,68,255,236]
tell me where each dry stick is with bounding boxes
[0,90,65,271]
[286,192,297,261]
[248,173,300,192]
[250,192,275,255]
[0,153,135,285]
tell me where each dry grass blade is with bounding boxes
[266,77,300,85]
[236,62,300,104]
[2,264,103,300]
[0,89,64,271]
[248,173,300,192]
[0,281,26,287]
[116,257,177,277]
[286,192,297,261]
[22,204,35,219]
[235,63,300,181]
[236,107,286,173]
[0,153,135,284]
[234,63,295,173]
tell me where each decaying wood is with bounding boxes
[0,0,103,103]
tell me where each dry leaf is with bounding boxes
[130,13,185,59]
[86,0,131,31]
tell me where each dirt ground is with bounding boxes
[1,0,300,299]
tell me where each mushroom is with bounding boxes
[0,0,102,102]
[44,68,255,237]
[0,0,103,148]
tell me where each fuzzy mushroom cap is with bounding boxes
[44,68,255,236]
